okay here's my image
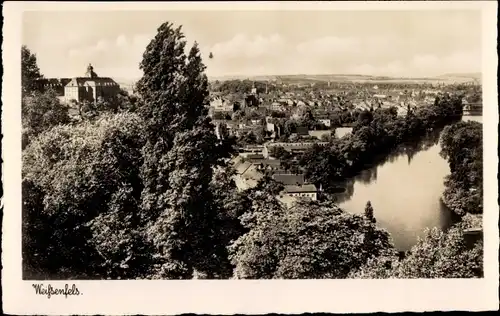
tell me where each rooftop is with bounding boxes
[255,159,281,167]
[246,154,265,160]
[272,174,305,186]
[284,184,317,193]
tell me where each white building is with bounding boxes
[318,118,331,127]
[282,184,317,199]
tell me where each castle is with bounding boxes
[35,64,121,104]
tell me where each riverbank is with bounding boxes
[298,94,464,192]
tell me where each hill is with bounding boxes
[208,73,481,84]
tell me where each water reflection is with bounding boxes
[333,121,468,251]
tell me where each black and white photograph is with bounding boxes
[2,1,498,314]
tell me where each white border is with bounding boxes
[2,1,499,314]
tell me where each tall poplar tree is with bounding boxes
[136,22,233,278]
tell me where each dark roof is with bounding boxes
[267,142,329,150]
[244,145,264,150]
[246,154,265,160]
[65,77,118,87]
[256,159,281,167]
[272,174,305,185]
[35,78,72,86]
[284,184,317,193]
[296,126,309,135]
[271,169,293,175]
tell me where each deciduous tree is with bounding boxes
[230,199,394,279]
[21,45,43,96]
[136,22,234,278]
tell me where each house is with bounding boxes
[309,130,332,140]
[318,118,331,127]
[238,145,264,158]
[294,126,310,138]
[233,162,261,191]
[271,102,283,111]
[255,159,282,171]
[282,184,318,200]
[272,173,305,186]
[265,122,279,139]
[245,154,265,163]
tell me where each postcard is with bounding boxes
[2,1,498,314]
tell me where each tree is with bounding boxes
[135,22,234,279]
[440,121,483,215]
[229,199,394,279]
[22,113,148,279]
[22,21,242,281]
[22,89,71,144]
[21,45,43,96]
[269,146,291,160]
[364,201,376,223]
[350,224,483,279]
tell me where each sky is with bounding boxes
[22,10,482,81]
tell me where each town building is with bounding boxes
[34,78,71,100]
[318,118,331,127]
[272,173,305,186]
[210,96,234,112]
[63,64,120,104]
[233,161,261,191]
[281,184,318,200]
[238,145,265,158]
[35,65,121,105]
[255,159,281,172]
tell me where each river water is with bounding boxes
[336,115,482,251]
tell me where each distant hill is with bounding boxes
[208,72,481,84]
[437,72,481,79]
[435,73,481,82]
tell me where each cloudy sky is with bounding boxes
[22,10,481,80]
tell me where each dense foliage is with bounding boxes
[21,45,43,96]
[23,113,147,279]
[349,215,483,278]
[229,193,394,279]
[22,90,71,147]
[440,121,483,215]
[21,46,70,149]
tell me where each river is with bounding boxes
[335,115,482,251]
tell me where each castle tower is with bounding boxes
[85,63,98,78]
